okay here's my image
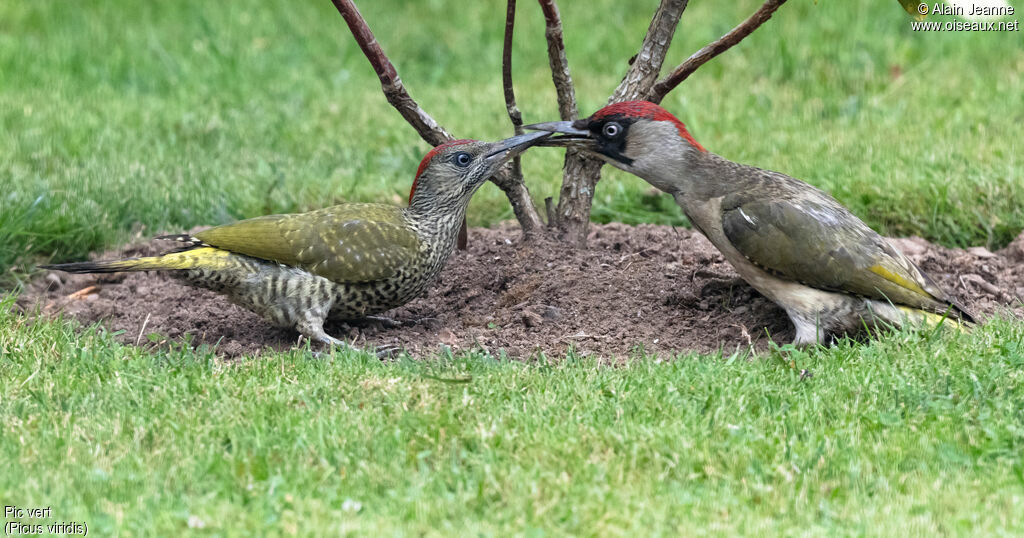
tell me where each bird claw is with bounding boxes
[374,343,404,359]
[298,325,404,359]
[307,342,404,360]
[361,316,404,330]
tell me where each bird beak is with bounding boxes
[522,121,596,149]
[483,131,553,164]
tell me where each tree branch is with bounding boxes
[550,0,688,245]
[610,0,689,103]
[331,0,546,242]
[496,0,545,235]
[649,0,787,103]
[330,0,452,146]
[538,0,577,121]
[503,0,524,135]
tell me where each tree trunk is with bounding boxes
[549,0,688,246]
[335,0,787,246]
[552,150,603,245]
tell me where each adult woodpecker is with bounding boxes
[42,132,550,348]
[527,101,974,345]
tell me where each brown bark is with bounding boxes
[538,0,594,243]
[499,0,545,236]
[548,0,689,245]
[553,150,603,244]
[330,0,451,146]
[538,0,586,242]
[538,0,578,121]
[611,0,689,103]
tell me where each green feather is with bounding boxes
[195,203,421,283]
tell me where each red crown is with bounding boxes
[410,139,475,202]
[594,101,705,152]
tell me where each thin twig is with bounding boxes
[330,0,543,240]
[500,0,527,233]
[66,285,99,300]
[490,0,543,235]
[330,0,452,146]
[549,0,687,244]
[537,0,577,120]
[561,332,610,341]
[502,0,523,134]
[538,0,588,238]
[649,0,788,102]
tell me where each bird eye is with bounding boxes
[453,152,472,167]
[602,122,622,138]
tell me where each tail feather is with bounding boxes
[40,247,233,274]
[949,299,977,325]
[155,234,206,246]
[896,305,973,333]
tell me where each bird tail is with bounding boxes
[895,305,972,333]
[40,247,234,274]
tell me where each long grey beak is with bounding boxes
[523,121,589,137]
[484,130,552,162]
[523,121,594,148]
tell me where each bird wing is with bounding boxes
[193,203,420,283]
[719,188,971,319]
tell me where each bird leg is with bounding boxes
[789,312,826,347]
[296,313,351,350]
[298,312,406,359]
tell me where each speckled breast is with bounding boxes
[325,246,450,319]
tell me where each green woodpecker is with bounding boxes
[527,101,974,345]
[42,132,550,348]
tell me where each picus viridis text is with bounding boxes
[527,101,974,345]
[42,132,550,348]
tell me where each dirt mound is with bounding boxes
[17,223,1024,359]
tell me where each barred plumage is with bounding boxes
[41,132,552,350]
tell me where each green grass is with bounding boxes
[3,303,1024,535]
[2,0,1023,534]
[2,0,1022,280]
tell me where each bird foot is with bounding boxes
[373,343,405,359]
[364,315,403,329]
[303,337,404,360]
[305,334,351,359]
[342,315,403,330]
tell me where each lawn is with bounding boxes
[2,0,1023,535]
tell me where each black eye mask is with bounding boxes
[578,114,637,166]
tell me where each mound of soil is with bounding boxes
[17,223,1024,359]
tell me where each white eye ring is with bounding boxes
[454,152,472,167]
[602,122,622,138]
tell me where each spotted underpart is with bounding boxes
[41,132,552,349]
[175,210,460,345]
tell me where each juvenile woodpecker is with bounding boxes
[527,101,974,345]
[42,132,550,348]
